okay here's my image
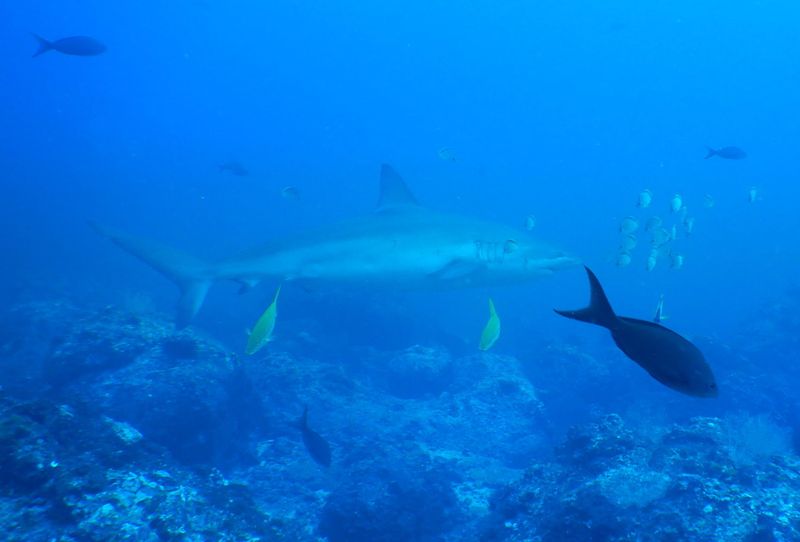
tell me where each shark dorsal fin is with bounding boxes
[377,164,420,212]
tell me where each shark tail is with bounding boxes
[704,146,717,159]
[31,33,53,57]
[554,266,619,329]
[291,405,309,431]
[90,222,215,328]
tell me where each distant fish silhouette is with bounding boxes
[281,186,300,200]
[218,161,248,176]
[32,34,106,57]
[705,146,747,160]
[555,267,718,398]
[294,407,331,467]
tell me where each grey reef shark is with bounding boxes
[93,164,579,327]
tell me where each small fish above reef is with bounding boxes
[616,252,632,268]
[748,186,760,203]
[637,189,653,209]
[555,266,717,397]
[645,216,663,232]
[525,215,536,231]
[619,216,639,234]
[651,227,671,248]
[218,161,249,176]
[619,234,637,252]
[32,34,106,57]
[705,146,747,160]
[294,407,331,467]
[245,285,281,355]
[645,249,658,272]
[437,147,456,162]
[670,194,683,214]
[683,216,695,236]
[281,186,300,200]
[479,298,501,351]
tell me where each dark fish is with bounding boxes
[555,267,718,398]
[218,162,249,176]
[295,406,331,467]
[32,34,106,57]
[704,146,747,160]
[281,186,300,200]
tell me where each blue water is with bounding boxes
[1,1,799,540]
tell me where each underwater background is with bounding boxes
[1,1,799,540]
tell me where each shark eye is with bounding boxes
[503,239,519,254]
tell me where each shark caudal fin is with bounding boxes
[554,266,618,329]
[90,222,214,328]
[704,146,717,159]
[31,33,53,57]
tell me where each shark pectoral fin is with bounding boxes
[429,259,485,282]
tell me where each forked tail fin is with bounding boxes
[90,222,214,327]
[704,146,717,159]
[31,33,53,57]
[554,266,619,329]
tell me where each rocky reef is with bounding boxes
[0,299,798,541]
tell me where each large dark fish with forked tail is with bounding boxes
[555,267,718,398]
[294,407,331,467]
[32,34,106,57]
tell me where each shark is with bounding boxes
[93,164,579,327]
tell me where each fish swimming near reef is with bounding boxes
[93,164,578,327]
[704,146,747,160]
[479,298,501,351]
[245,285,281,355]
[294,406,331,467]
[218,161,249,176]
[32,34,106,57]
[554,267,717,397]
[637,189,653,209]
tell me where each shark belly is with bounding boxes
[221,230,477,288]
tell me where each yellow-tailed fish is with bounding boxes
[637,189,653,208]
[525,215,536,231]
[620,234,637,252]
[245,285,281,355]
[670,193,683,213]
[703,194,715,208]
[619,216,639,234]
[479,298,501,351]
